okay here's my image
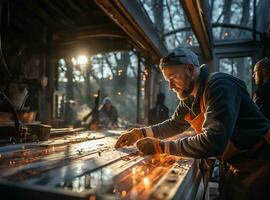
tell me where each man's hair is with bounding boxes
[255,57,270,71]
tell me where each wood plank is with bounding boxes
[40,0,77,27]
[16,0,59,28]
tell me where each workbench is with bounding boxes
[0,130,204,200]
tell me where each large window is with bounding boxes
[210,0,258,41]
[219,57,252,94]
[141,0,198,50]
[58,51,143,125]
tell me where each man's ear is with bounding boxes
[187,64,195,73]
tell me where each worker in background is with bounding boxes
[99,97,118,129]
[115,47,270,199]
[148,92,169,125]
[80,91,100,130]
[253,57,270,120]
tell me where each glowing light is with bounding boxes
[143,75,146,81]
[144,69,148,76]
[132,167,136,175]
[93,93,98,97]
[71,55,88,67]
[71,57,77,65]
[224,32,229,37]
[121,190,127,197]
[77,55,88,65]
[108,76,113,80]
[117,92,121,95]
[143,177,150,187]
[118,69,123,76]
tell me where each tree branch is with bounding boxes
[104,54,116,76]
[165,0,182,46]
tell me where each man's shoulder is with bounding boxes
[261,81,270,91]
[254,83,270,96]
[207,72,247,90]
[206,72,234,88]
[208,72,233,82]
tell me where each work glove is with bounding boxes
[115,128,144,148]
[136,137,165,155]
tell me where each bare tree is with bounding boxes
[219,0,233,39]
[238,0,251,37]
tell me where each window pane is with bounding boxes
[141,0,198,50]
[219,57,252,94]
[57,51,141,125]
[210,0,255,41]
[212,27,253,41]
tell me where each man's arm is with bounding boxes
[166,78,242,158]
[115,96,189,147]
[143,101,191,139]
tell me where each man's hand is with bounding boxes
[136,137,164,155]
[115,128,144,148]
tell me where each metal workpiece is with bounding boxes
[0,130,203,200]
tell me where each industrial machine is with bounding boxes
[0,130,203,200]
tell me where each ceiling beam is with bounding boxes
[95,0,167,63]
[52,24,125,41]
[180,0,213,60]
[37,0,76,27]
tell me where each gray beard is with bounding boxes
[178,77,195,100]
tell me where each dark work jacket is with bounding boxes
[253,81,270,120]
[150,65,270,159]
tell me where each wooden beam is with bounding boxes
[180,0,213,60]
[137,53,141,123]
[36,0,76,27]
[95,0,168,63]
[16,0,59,28]
[52,24,125,41]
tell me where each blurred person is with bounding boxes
[148,93,169,125]
[115,47,270,199]
[253,57,270,120]
[99,97,118,129]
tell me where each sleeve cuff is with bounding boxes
[142,127,154,137]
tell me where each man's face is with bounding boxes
[104,102,112,111]
[162,64,194,100]
[253,65,263,86]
